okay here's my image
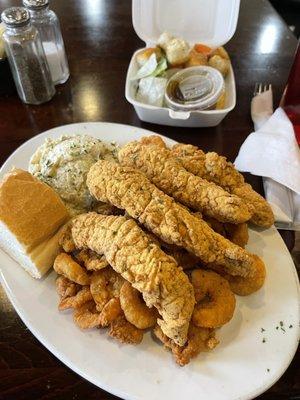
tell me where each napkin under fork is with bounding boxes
[234,86,300,231]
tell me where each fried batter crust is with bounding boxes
[55,275,79,299]
[119,140,251,224]
[73,300,101,329]
[224,222,249,248]
[76,249,109,271]
[171,143,274,228]
[90,267,124,312]
[59,222,76,253]
[109,314,144,345]
[58,286,93,310]
[154,324,218,366]
[99,298,123,327]
[71,212,195,346]
[120,281,158,329]
[54,253,90,285]
[86,160,260,277]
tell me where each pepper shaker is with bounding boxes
[1,7,55,105]
[23,0,69,85]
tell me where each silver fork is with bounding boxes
[253,82,272,97]
[251,82,273,131]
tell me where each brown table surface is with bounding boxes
[0,0,299,399]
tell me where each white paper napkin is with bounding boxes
[235,107,300,230]
[263,178,300,230]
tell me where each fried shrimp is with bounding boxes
[154,324,218,366]
[176,324,218,366]
[203,215,227,237]
[54,253,90,285]
[76,249,109,271]
[224,222,249,248]
[73,300,101,329]
[211,255,266,296]
[108,314,144,344]
[120,281,158,329]
[55,275,79,299]
[59,222,76,253]
[90,267,125,312]
[58,286,93,310]
[203,217,249,248]
[119,138,251,224]
[99,298,123,327]
[191,270,236,328]
[163,246,201,270]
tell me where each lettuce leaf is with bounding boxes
[151,57,168,77]
[131,53,157,81]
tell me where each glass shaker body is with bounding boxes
[28,6,69,85]
[2,9,55,105]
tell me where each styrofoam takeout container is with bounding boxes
[125,0,240,127]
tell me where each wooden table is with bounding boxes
[0,0,299,399]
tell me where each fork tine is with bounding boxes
[253,83,272,97]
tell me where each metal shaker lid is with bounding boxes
[1,7,30,27]
[165,66,224,111]
[23,0,49,10]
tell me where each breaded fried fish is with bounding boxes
[71,212,195,346]
[86,160,262,278]
[171,143,274,228]
[118,139,251,224]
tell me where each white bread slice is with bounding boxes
[0,168,70,278]
[0,222,62,278]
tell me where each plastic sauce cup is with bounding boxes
[165,66,224,111]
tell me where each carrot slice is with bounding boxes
[194,43,212,55]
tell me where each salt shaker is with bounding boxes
[23,0,69,85]
[1,7,55,105]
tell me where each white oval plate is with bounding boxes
[0,122,299,400]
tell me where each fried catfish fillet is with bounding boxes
[71,213,195,346]
[86,160,262,278]
[171,143,274,228]
[118,139,251,224]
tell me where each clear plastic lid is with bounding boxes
[165,66,224,111]
[132,0,240,48]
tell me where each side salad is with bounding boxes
[131,32,230,109]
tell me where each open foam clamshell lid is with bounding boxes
[132,0,240,48]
